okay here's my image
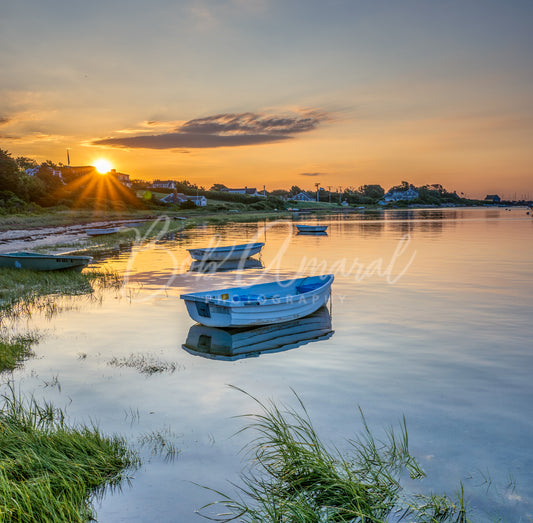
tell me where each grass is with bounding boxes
[0,385,140,522]
[108,353,178,376]
[201,389,470,523]
[0,331,39,372]
[0,267,122,319]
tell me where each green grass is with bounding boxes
[0,267,122,318]
[201,389,470,522]
[0,331,39,372]
[0,386,140,522]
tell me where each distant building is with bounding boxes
[220,187,265,197]
[484,194,501,203]
[291,192,314,202]
[160,192,207,206]
[151,180,177,190]
[26,164,64,182]
[109,169,132,188]
[383,186,419,202]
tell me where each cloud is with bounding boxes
[0,117,10,125]
[92,111,327,150]
[299,172,325,177]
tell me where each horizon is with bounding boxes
[1,1,532,200]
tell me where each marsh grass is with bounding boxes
[0,267,123,320]
[108,353,178,375]
[0,331,39,372]
[200,388,470,522]
[138,427,180,461]
[0,385,140,522]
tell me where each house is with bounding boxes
[220,187,265,197]
[160,192,207,206]
[151,180,177,190]
[109,169,132,188]
[383,186,419,202]
[484,194,501,203]
[26,164,64,181]
[291,192,314,202]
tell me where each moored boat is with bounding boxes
[182,306,333,360]
[187,242,264,262]
[0,252,93,271]
[295,224,328,233]
[180,274,334,327]
[86,227,120,236]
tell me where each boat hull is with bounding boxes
[181,274,334,327]
[295,225,328,233]
[0,252,93,271]
[86,227,119,236]
[187,242,264,262]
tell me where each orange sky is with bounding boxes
[1,1,532,199]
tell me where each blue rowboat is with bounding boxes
[180,274,334,327]
[295,224,328,233]
[0,252,92,271]
[187,242,264,262]
[182,306,333,360]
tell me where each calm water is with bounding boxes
[4,207,533,522]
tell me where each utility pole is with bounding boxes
[327,185,332,203]
[338,186,342,203]
[315,182,320,202]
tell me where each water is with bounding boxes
[4,207,533,521]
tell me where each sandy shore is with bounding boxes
[0,219,149,254]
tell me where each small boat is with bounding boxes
[180,274,334,327]
[0,252,92,271]
[187,242,264,262]
[182,307,333,360]
[189,258,263,273]
[86,227,120,236]
[295,224,328,233]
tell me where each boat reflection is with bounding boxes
[182,306,333,360]
[188,257,263,273]
[296,231,328,236]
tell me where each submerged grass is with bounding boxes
[0,385,140,522]
[201,388,470,523]
[0,331,39,372]
[0,267,122,319]
[108,353,178,376]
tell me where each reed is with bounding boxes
[0,385,139,522]
[200,389,470,522]
[0,331,39,372]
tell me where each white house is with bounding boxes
[160,192,207,206]
[220,187,265,197]
[151,180,177,190]
[292,192,314,202]
[109,169,132,188]
[383,186,419,202]
[26,164,64,181]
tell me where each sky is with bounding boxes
[1,0,532,198]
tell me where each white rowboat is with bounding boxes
[180,274,334,327]
[295,224,328,233]
[187,242,264,262]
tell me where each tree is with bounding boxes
[15,156,38,170]
[358,184,385,201]
[0,149,24,196]
[210,183,227,191]
[289,185,302,196]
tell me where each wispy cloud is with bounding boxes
[299,172,325,177]
[0,117,10,125]
[92,111,328,150]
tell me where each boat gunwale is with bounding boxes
[186,242,265,254]
[180,274,334,307]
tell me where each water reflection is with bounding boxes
[296,231,328,236]
[188,258,264,273]
[182,306,333,360]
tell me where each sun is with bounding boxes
[94,159,112,174]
